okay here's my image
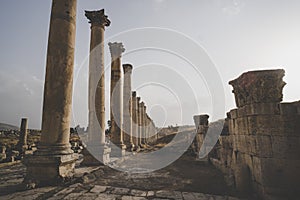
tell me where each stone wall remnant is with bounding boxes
[210,69,300,199]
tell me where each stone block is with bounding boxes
[228,119,236,135]
[244,103,280,116]
[234,163,251,194]
[130,189,147,197]
[155,190,182,199]
[110,187,130,195]
[229,109,238,119]
[282,115,300,136]
[259,158,300,189]
[23,154,77,186]
[90,185,107,193]
[247,115,283,136]
[271,136,300,159]
[147,191,155,197]
[280,102,300,115]
[235,118,248,135]
[254,135,273,157]
[219,136,233,149]
[122,196,147,200]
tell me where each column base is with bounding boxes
[129,143,135,152]
[110,143,126,158]
[23,153,77,188]
[80,144,111,166]
[134,145,141,152]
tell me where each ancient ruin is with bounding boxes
[207,69,300,199]
[0,1,299,200]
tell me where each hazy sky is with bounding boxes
[0,0,300,129]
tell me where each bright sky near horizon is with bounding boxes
[0,0,300,129]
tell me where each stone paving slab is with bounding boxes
[0,184,248,200]
[0,158,249,200]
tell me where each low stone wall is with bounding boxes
[208,69,300,199]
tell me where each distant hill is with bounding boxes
[0,123,18,131]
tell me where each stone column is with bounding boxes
[139,102,145,148]
[132,94,140,151]
[122,64,134,150]
[109,42,126,156]
[145,114,151,145]
[137,98,142,148]
[23,0,77,186]
[131,91,138,151]
[142,104,147,146]
[193,114,209,159]
[82,9,110,165]
[16,118,28,156]
[85,9,110,144]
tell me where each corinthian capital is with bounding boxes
[108,42,125,58]
[85,9,110,28]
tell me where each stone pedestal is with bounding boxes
[84,9,111,165]
[81,143,110,166]
[23,154,77,186]
[109,42,126,157]
[23,0,77,186]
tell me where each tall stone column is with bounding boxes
[23,0,77,186]
[86,9,110,144]
[137,98,142,148]
[193,114,209,159]
[139,102,145,148]
[142,104,147,146]
[131,91,138,151]
[145,114,151,145]
[122,64,134,150]
[17,118,28,156]
[83,9,110,165]
[109,42,126,156]
[135,96,141,151]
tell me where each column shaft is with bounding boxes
[122,64,133,149]
[109,42,126,154]
[86,9,110,144]
[131,92,138,150]
[82,9,111,165]
[24,0,77,186]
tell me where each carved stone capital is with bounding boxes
[123,64,133,74]
[108,42,125,58]
[85,9,110,28]
[132,91,137,97]
[229,69,286,108]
